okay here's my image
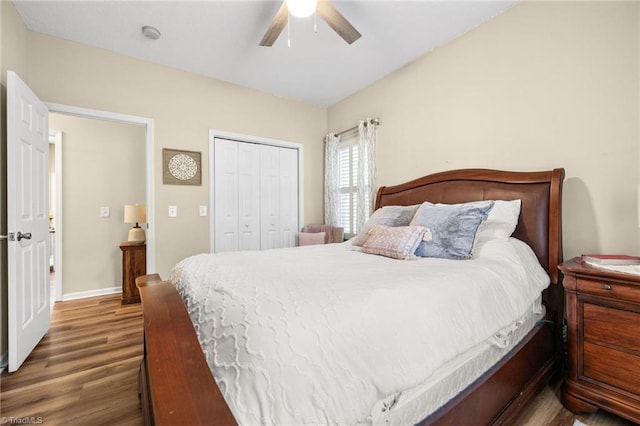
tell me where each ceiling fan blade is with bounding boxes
[259,2,289,47]
[316,0,361,45]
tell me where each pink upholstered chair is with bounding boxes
[299,225,344,246]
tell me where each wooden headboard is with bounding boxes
[375,168,565,285]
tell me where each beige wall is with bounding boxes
[1,0,30,364]
[25,33,327,280]
[328,1,640,260]
[49,113,146,295]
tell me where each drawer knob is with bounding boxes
[603,284,612,290]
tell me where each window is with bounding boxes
[337,138,371,237]
[324,120,377,238]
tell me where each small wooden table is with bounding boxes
[559,256,640,423]
[120,241,146,304]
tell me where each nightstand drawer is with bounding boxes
[561,257,640,420]
[577,278,640,303]
[584,341,640,395]
[583,303,640,351]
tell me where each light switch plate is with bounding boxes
[168,205,177,217]
[100,207,110,218]
[199,205,207,217]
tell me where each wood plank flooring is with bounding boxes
[0,293,636,425]
[1,294,143,425]
[520,376,635,426]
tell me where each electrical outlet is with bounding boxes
[199,205,207,217]
[168,206,177,217]
[100,207,110,218]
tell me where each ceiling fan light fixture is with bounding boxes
[286,0,318,18]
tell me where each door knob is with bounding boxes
[17,232,32,241]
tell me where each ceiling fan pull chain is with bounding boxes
[287,12,291,47]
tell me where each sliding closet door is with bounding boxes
[260,145,281,250]
[279,147,298,248]
[214,139,261,252]
[237,142,260,250]
[213,136,299,252]
[214,138,239,252]
[259,145,299,250]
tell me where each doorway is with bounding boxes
[45,103,155,301]
[48,130,62,304]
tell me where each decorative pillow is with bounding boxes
[360,225,426,260]
[410,201,494,259]
[352,205,420,246]
[475,199,521,240]
[298,231,326,246]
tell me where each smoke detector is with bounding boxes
[141,26,161,40]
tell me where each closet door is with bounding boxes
[237,142,260,250]
[214,138,239,252]
[260,145,280,250]
[279,147,298,248]
[214,137,299,253]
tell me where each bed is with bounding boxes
[136,167,565,425]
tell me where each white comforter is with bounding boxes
[168,238,550,425]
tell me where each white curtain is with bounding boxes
[324,119,378,232]
[324,133,341,226]
[357,118,377,232]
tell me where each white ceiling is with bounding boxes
[13,0,516,107]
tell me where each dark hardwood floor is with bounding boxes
[0,293,635,425]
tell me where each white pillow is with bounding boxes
[476,199,521,240]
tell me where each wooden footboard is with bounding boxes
[136,274,236,426]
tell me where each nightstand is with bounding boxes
[559,257,640,423]
[120,241,146,304]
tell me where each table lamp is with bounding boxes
[124,204,147,242]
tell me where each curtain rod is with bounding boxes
[335,117,381,137]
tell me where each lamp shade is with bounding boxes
[124,205,147,224]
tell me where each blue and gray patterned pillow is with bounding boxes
[410,201,494,259]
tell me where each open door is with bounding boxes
[7,70,51,372]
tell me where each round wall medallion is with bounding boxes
[168,153,198,181]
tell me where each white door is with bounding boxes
[237,142,260,250]
[260,145,280,250]
[279,148,298,248]
[7,71,51,372]
[214,138,239,252]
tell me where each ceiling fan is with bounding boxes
[260,0,361,47]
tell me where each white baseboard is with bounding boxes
[0,351,8,373]
[61,286,121,301]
